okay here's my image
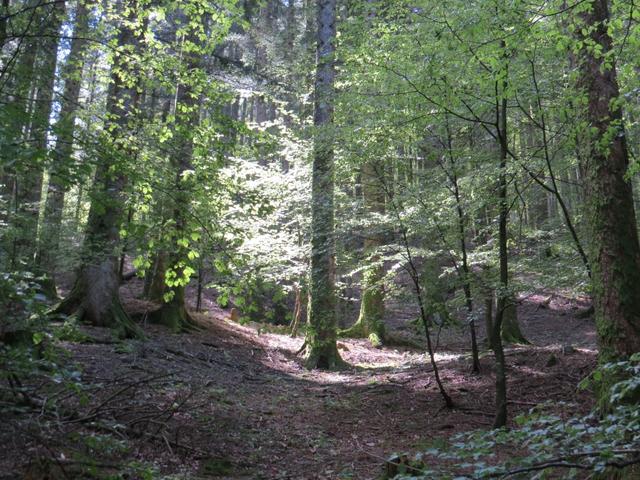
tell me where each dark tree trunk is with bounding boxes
[576,0,640,362]
[144,252,167,302]
[2,1,64,268]
[492,47,509,428]
[290,284,303,337]
[304,0,342,369]
[0,0,9,50]
[54,1,142,337]
[442,118,480,373]
[20,1,66,264]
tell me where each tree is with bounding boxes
[152,14,205,333]
[37,0,91,296]
[1,0,65,269]
[340,160,387,347]
[304,0,342,369]
[575,0,640,362]
[53,1,144,337]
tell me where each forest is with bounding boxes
[1,0,640,478]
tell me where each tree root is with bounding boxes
[339,318,385,348]
[302,342,347,370]
[149,302,202,333]
[50,286,141,339]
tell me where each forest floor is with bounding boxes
[1,286,597,480]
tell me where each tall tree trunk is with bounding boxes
[1,0,56,267]
[144,251,167,302]
[16,0,66,267]
[152,32,201,333]
[304,0,342,369]
[290,284,303,337]
[340,160,386,347]
[438,117,481,372]
[492,45,509,428]
[53,0,142,338]
[37,0,90,295]
[576,0,640,362]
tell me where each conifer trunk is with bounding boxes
[23,1,65,256]
[6,1,64,268]
[304,0,342,369]
[37,0,90,295]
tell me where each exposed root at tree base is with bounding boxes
[148,303,203,333]
[339,320,385,348]
[51,293,141,340]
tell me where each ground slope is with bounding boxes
[1,292,596,479]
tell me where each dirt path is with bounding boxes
[2,292,597,479]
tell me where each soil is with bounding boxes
[0,284,597,479]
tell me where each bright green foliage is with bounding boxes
[2,0,640,474]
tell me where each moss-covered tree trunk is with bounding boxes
[500,297,528,344]
[341,161,386,347]
[576,0,640,362]
[53,1,142,337]
[304,0,342,370]
[152,16,205,333]
[37,0,90,296]
[153,87,198,331]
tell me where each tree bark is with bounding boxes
[492,44,510,428]
[0,0,9,51]
[20,0,66,265]
[576,0,640,362]
[144,252,167,302]
[2,1,64,268]
[53,0,142,337]
[443,118,480,373]
[289,284,303,337]
[340,161,386,347]
[153,30,201,333]
[37,0,91,295]
[304,0,342,369]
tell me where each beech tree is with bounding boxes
[54,1,144,336]
[575,0,640,362]
[340,160,387,347]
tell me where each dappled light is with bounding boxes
[2,0,640,478]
